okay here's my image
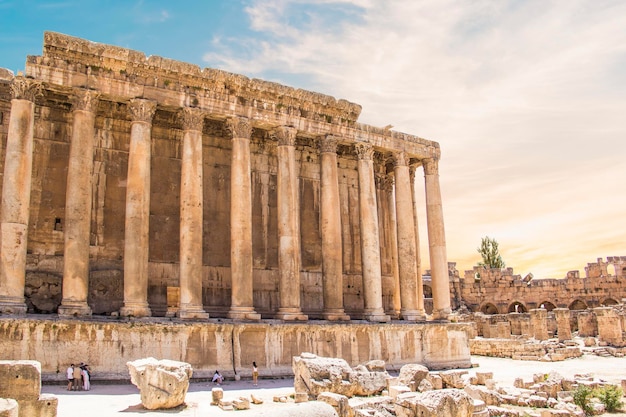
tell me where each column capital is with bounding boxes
[270,126,297,146]
[392,151,410,167]
[355,143,374,160]
[128,98,157,123]
[376,173,394,192]
[319,134,338,153]
[72,89,100,113]
[178,107,205,131]
[422,157,439,175]
[10,76,43,101]
[226,116,252,139]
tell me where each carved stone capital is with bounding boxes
[392,151,409,167]
[378,173,394,191]
[10,76,43,101]
[225,116,252,139]
[422,158,439,175]
[318,134,338,153]
[355,143,374,161]
[72,89,100,113]
[178,107,205,131]
[128,99,157,123]
[270,126,297,146]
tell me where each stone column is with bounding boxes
[178,107,209,319]
[319,135,349,321]
[423,158,451,320]
[595,307,623,346]
[553,308,572,341]
[120,99,156,318]
[58,89,100,317]
[272,126,307,321]
[382,174,401,318]
[393,152,424,321]
[226,117,260,320]
[0,77,42,314]
[355,143,389,322]
[409,165,425,315]
[530,308,549,341]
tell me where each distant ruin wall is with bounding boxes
[0,318,472,381]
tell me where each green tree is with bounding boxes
[477,236,505,269]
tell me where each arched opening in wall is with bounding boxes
[508,301,527,313]
[423,285,433,298]
[607,264,617,277]
[569,299,588,310]
[601,298,619,306]
[480,303,499,315]
[539,301,556,311]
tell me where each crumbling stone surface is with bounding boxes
[293,353,389,398]
[397,364,429,389]
[127,357,192,410]
[395,389,474,417]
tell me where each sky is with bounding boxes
[1,0,625,279]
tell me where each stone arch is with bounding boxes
[539,301,556,311]
[480,303,499,315]
[423,284,433,298]
[601,298,619,306]
[569,299,588,310]
[508,301,527,313]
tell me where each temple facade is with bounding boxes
[0,32,452,322]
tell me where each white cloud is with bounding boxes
[204,0,626,278]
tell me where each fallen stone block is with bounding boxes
[395,388,474,417]
[464,384,503,406]
[127,357,192,410]
[440,370,469,389]
[487,405,520,417]
[211,387,223,405]
[232,397,250,410]
[318,392,350,417]
[0,360,41,400]
[248,401,339,417]
[273,395,288,403]
[250,394,264,404]
[294,392,308,403]
[398,364,429,389]
[476,372,493,385]
[389,385,411,399]
[540,410,571,417]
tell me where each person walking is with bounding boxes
[66,364,74,391]
[252,362,258,386]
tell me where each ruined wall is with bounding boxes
[0,318,472,380]
[452,257,626,315]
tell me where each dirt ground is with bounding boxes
[41,353,626,416]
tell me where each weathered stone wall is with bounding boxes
[0,318,472,380]
[450,257,626,315]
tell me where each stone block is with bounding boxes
[14,395,57,417]
[389,385,411,399]
[250,394,264,404]
[232,397,250,410]
[395,389,474,417]
[211,387,223,405]
[127,357,192,410]
[0,361,42,400]
[475,372,493,385]
[294,392,308,403]
[317,392,350,417]
[398,364,429,389]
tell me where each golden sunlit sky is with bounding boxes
[1,0,625,278]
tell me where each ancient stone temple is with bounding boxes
[0,32,471,379]
[0,32,452,322]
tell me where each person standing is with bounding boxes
[66,364,74,391]
[252,361,258,386]
[72,363,82,390]
[81,364,90,391]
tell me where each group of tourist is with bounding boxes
[212,361,258,386]
[66,362,91,391]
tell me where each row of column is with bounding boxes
[0,80,451,321]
